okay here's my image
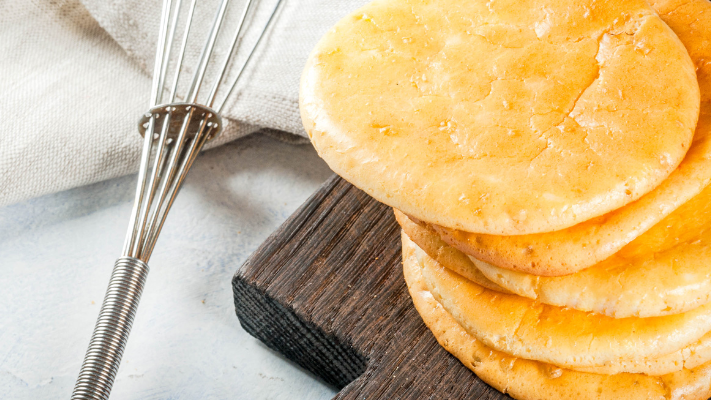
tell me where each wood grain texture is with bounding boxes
[233,175,510,399]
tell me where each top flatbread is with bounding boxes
[301,0,699,235]
[432,107,711,276]
[429,0,711,276]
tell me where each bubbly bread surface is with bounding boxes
[301,0,699,235]
[402,233,711,400]
[432,96,711,278]
[429,0,711,276]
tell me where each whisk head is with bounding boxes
[122,0,283,262]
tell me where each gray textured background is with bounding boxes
[0,133,337,399]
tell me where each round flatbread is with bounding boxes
[403,235,711,370]
[403,231,711,375]
[430,0,711,276]
[402,236,711,400]
[402,201,711,318]
[301,0,699,235]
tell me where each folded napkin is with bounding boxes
[1,0,366,206]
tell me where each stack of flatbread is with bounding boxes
[300,0,711,398]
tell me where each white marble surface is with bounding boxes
[0,133,338,399]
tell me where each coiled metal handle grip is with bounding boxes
[71,257,149,400]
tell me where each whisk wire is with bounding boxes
[123,117,155,257]
[144,117,215,260]
[133,112,172,257]
[207,0,256,106]
[169,0,198,102]
[156,0,182,105]
[140,107,194,258]
[187,0,230,103]
[217,0,283,113]
[150,0,173,107]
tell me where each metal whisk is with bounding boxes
[71,0,283,398]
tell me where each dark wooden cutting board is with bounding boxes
[232,175,510,399]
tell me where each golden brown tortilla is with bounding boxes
[301,0,699,236]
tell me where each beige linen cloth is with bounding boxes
[1,0,366,206]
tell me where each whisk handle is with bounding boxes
[71,257,149,400]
